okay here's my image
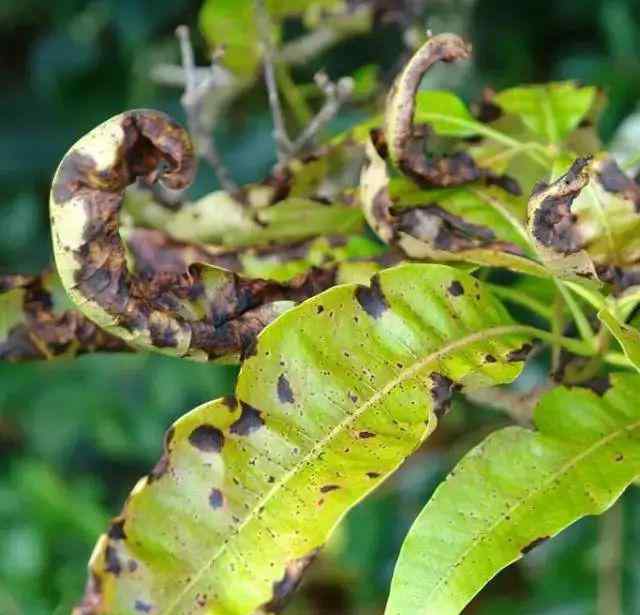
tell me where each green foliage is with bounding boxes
[5,1,640,613]
[386,373,640,615]
[82,264,531,613]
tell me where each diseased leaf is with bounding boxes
[77,263,533,615]
[493,82,597,144]
[0,271,128,362]
[386,373,640,615]
[49,110,348,362]
[527,154,640,283]
[361,136,549,278]
[384,34,479,187]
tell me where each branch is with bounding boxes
[254,0,292,161]
[174,25,240,197]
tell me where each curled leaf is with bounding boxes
[384,33,478,187]
[49,110,341,362]
[0,271,127,362]
[78,263,532,615]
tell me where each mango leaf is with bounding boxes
[413,90,478,138]
[598,308,640,371]
[386,372,640,615]
[361,137,549,278]
[527,154,640,283]
[0,271,128,361]
[493,82,597,144]
[77,263,533,615]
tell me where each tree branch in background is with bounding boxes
[175,25,240,197]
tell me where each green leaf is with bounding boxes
[386,373,640,615]
[413,90,478,137]
[78,264,533,614]
[494,82,596,144]
[598,308,640,371]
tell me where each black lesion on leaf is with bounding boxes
[134,600,153,613]
[358,431,376,439]
[277,374,295,404]
[262,549,320,613]
[506,343,533,363]
[108,519,126,541]
[355,274,389,319]
[396,205,522,254]
[447,280,464,296]
[104,545,122,576]
[597,158,640,211]
[430,372,461,419]
[320,484,340,493]
[188,425,225,452]
[521,536,549,554]
[530,157,591,254]
[222,395,237,411]
[485,354,497,363]
[209,488,225,509]
[230,401,265,436]
[366,471,381,479]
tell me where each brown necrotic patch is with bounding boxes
[262,549,320,613]
[388,34,477,188]
[230,401,265,436]
[188,425,225,452]
[430,372,460,419]
[358,431,376,439]
[395,205,522,255]
[597,158,640,211]
[208,488,225,509]
[319,484,340,493]
[530,157,591,254]
[277,374,295,404]
[355,274,389,319]
[52,110,340,361]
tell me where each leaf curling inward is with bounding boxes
[386,372,640,615]
[360,135,550,279]
[76,263,533,615]
[528,154,640,284]
[49,109,357,363]
[384,33,481,188]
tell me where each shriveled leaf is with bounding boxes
[527,154,640,283]
[493,82,596,144]
[0,271,128,362]
[361,137,549,278]
[77,263,533,615]
[598,308,640,371]
[386,373,640,615]
[384,34,479,187]
[49,110,347,362]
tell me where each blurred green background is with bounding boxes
[2,1,640,613]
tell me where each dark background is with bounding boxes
[2,1,640,613]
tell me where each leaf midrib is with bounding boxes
[162,323,529,614]
[412,416,640,613]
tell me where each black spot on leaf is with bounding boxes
[506,343,533,363]
[104,545,122,576]
[521,536,549,554]
[277,374,295,404]
[430,372,461,419]
[366,472,380,479]
[108,519,126,541]
[355,275,389,319]
[209,488,224,509]
[230,402,265,436]
[189,425,225,452]
[485,354,496,363]
[320,484,340,493]
[134,600,153,613]
[262,550,319,613]
[358,431,376,439]
[448,281,464,296]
